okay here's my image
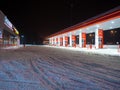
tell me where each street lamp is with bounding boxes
[21,35,24,44]
[21,35,24,38]
[21,35,26,47]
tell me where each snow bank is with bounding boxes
[46,45,120,56]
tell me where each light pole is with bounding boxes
[21,35,25,47]
[21,35,24,44]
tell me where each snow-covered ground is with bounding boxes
[47,45,120,56]
[0,45,120,90]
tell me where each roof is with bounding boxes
[47,6,120,38]
[0,10,19,36]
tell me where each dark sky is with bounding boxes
[0,0,120,44]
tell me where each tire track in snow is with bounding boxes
[34,56,102,89]
[29,59,63,90]
[0,46,120,90]
[42,54,120,89]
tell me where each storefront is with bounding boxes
[48,6,120,49]
[0,10,19,48]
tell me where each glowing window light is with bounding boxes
[110,30,117,36]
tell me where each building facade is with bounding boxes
[0,10,19,48]
[48,6,120,49]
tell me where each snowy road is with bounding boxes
[0,46,120,90]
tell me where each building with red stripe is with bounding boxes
[48,6,120,49]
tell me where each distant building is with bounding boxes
[48,6,120,49]
[0,10,20,48]
[43,38,49,45]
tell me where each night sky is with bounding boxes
[0,0,120,44]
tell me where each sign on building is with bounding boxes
[4,16,13,30]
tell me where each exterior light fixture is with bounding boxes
[96,25,100,27]
[21,35,24,38]
[110,27,112,29]
[111,21,114,24]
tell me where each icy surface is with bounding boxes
[0,45,120,90]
